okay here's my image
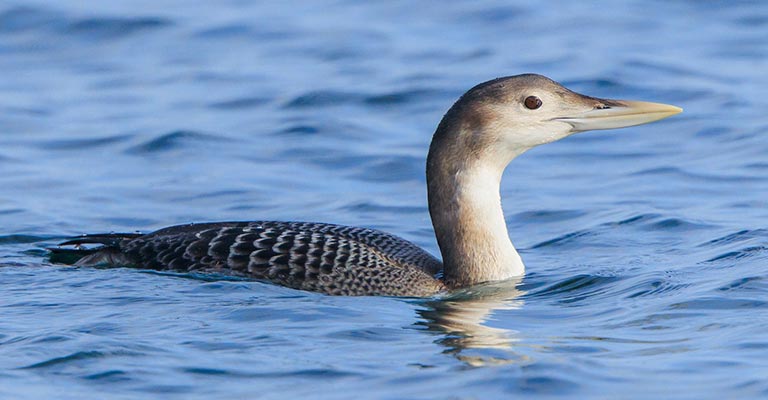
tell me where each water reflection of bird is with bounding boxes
[416,277,527,366]
[51,74,681,296]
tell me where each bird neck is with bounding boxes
[426,125,526,289]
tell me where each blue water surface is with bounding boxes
[1,1,768,398]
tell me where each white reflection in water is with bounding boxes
[417,277,528,366]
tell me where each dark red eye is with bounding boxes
[524,96,542,110]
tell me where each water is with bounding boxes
[1,0,767,398]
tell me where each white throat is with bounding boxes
[454,164,524,281]
[427,142,526,288]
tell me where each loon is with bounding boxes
[51,74,682,297]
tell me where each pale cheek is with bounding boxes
[531,123,575,146]
[503,126,550,148]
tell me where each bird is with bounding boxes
[50,74,682,297]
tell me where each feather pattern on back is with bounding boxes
[63,221,445,297]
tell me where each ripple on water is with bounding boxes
[0,6,59,33]
[622,276,691,299]
[608,213,661,226]
[64,16,172,40]
[283,90,363,108]
[644,218,713,232]
[744,162,768,170]
[695,126,732,138]
[124,130,223,154]
[282,88,451,109]
[532,213,715,250]
[342,201,425,215]
[631,166,763,183]
[181,367,359,380]
[363,88,453,106]
[329,327,408,343]
[602,311,707,331]
[83,369,131,383]
[668,297,768,311]
[272,116,367,141]
[526,274,622,304]
[511,209,587,223]
[461,4,526,24]
[352,155,423,183]
[531,230,595,249]
[193,22,297,41]
[41,134,132,151]
[705,245,768,263]
[19,349,142,370]
[208,96,272,110]
[700,229,768,247]
[717,276,768,293]
[1,7,173,43]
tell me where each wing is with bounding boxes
[80,221,445,296]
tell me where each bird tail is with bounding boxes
[49,233,142,266]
